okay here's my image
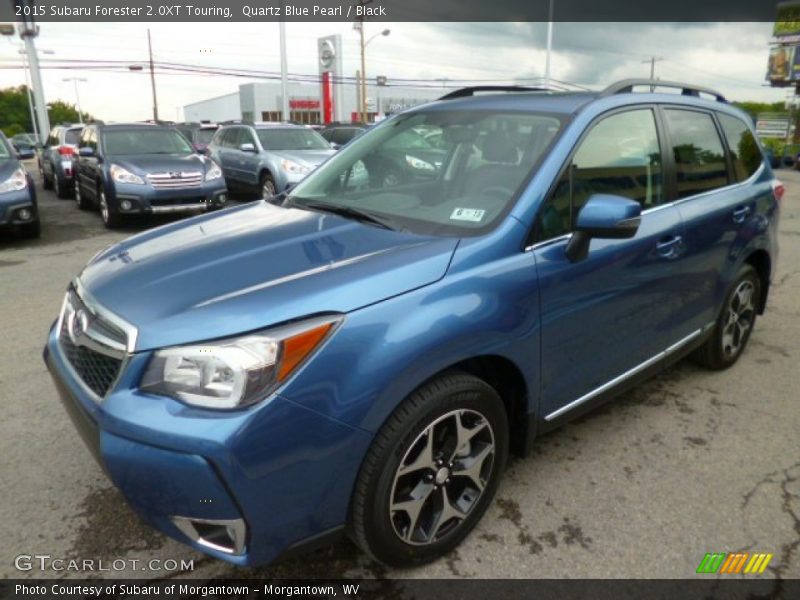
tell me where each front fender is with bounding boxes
[279,250,542,433]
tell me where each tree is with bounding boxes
[47,100,91,126]
[0,86,93,137]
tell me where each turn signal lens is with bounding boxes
[278,322,334,382]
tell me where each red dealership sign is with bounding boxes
[289,99,320,110]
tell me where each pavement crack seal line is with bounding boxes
[740,460,800,589]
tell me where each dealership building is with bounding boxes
[183,34,443,125]
[182,80,444,125]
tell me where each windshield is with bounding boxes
[288,110,564,236]
[195,128,217,144]
[257,128,330,151]
[65,128,82,145]
[102,129,194,155]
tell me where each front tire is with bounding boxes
[260,172,276,200]
[75,180,90,210]
[99,187,122,229]
[41,164,53,190]
[349,371,508,567]
[54,174,69,199]
[692,264,760,370]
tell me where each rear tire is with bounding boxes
[75,180,90,210]
[54,174,69,199]
[41,164,53,190]
[692,264,760,370]
[349,371,508,567]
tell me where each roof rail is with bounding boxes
[439,85,550,100]
[602,79,727,103]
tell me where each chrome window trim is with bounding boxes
[544,323,714,421]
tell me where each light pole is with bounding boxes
[544,0,554,89]
[63,77,87,123]
[18,47,54,141]
[359,27,390,123]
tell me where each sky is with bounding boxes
[0,21,788,122]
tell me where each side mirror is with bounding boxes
[239,143,256,153]
[565,194,642,262]
[330,142,341,151]
[17,149,35,160]
[78,146,95,157]
[194,145,208,155]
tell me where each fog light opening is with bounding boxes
[217,194,227,205]
[171,516,246,555]
[17,208,31,221]
[120,200,133,211]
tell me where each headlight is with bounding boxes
[281,159,310,175]
[110,164,144,185]
[140,316,340,409]
[0,167,28,194]
[205,161,222,181]
[405,155,435,171]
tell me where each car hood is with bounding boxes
[79,202,459,351]
[271,149,335,168]
[109,153,209,175]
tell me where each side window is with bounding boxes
[538,109,663,241]
[663,109,728,199]
[47,130,59,147]
[241,128,257,147]
[79,128,92,148]
[718,113,763,182]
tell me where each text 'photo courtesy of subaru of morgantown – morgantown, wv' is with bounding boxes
[0,0,799,588]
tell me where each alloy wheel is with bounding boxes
[262,179,276,200]
[389,409,495,546]
[100,190,109,223]
[721,280,755,358]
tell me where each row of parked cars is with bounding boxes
[0,119,375,237]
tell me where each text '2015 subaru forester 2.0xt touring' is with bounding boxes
[45,80,780,567]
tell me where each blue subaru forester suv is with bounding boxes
[44,80,781,567]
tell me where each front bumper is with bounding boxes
[0,188,37,227]
[44,323,371,566]
[111,179,228,215]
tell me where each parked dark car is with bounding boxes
[73,122,228,228]
[10,132,39,153]
[319,122,368,149]
[38,124,84,198]
[0,132,39,238]
[208,123,334,199]
[45,80,780,568]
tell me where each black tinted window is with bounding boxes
[664,109,728,199]
[65,128,82,145]
[718,113,763,182]
[538,109,663,241]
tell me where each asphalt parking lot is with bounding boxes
[0,163,798,582]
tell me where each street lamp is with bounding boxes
[63,77,87,123]
[18,48,54,142]
[359,27,390,123]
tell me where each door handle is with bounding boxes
[732,206,751,224]
[656,235,683,259]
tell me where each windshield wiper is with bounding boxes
[293,199,397,231]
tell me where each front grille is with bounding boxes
[147,171,204,189]
[57,289,127,399]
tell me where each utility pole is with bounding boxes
[147,28,159,121]
[279,21,289,122]
[544,0,554,89]
[643,56,664,81]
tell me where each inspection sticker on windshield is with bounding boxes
[450,208,486,222]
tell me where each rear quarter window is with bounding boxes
[663,109,728,199]
[718,113,763,182]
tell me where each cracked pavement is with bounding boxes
[0,164,798,580]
